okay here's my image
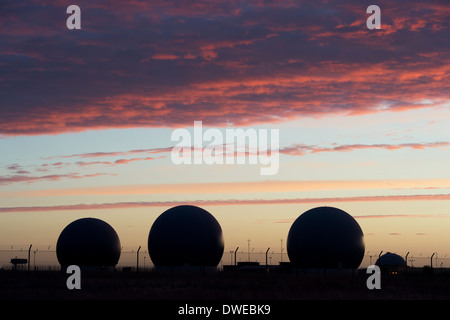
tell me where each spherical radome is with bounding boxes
[56,218,121,267]
[148,205,224,267]
[287,206,365,269]
[376,252,406,267]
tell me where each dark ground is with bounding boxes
[0,268,449,300]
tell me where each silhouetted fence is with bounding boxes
[1,244,449,271]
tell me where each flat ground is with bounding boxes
[0,268,449,300]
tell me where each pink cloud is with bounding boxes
[281,142,450,156]
[114,156,165,165]
[42,147,172,160]
[0,193,449,213]
[0,173,114,186]
[1,1,448,136]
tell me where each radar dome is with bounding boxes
[376,252,406,267]
[148,205,224,267]
[287,206,365,269]
[56,218,121,267]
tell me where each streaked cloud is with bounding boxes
[256,214,449,224]
[1,138,448,186]
[0,172,114,186]
[0,193,449,213]
[74,155,165,167]
[2,178,450,197]
[41,147,173,160]
[281,141,450,156]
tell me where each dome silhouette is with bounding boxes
[376,252,406,267]
[148,205,224,267]
[56,218,121,267]
[287,206,365,269]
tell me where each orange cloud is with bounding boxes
[151,54,180,60]
[3,178,450,198]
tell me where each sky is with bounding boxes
[0,0,449,268]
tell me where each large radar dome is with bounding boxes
[148,205,224,267]
[287,206,365,269]
[56,218,121,267]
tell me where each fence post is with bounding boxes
[27,244,32,272]
[136,246,141,272]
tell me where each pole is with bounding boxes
[234,247,239,266]
[280,239,283,263]
[28,244,32,272]
[431,252,435,269]
[266,247,270,266]
[405,252,409,272]
[136,246,141,272]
